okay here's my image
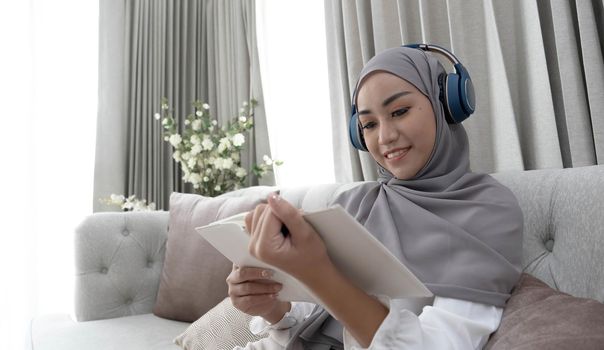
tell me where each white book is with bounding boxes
[195,204,432,304]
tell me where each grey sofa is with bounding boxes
[30,165,604,350]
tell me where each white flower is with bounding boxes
[201,137,214,150]
[222,158,233,170]
[213,157,224,169]
[172,150,181,162]
[162,118,169,126]
[209,126,214,132]
[164,136,169,141]
[181,152,191,161]
[239,116,247,123]
[161,103,169,110]
[231,152,240,161]
[190,144,202,156]
[122,201,134,210]
[236,167,247,178]
[190,135,201,145]
[206,168,212,174]
[189,173,202,185]
[154,113,161,120]
[196,110,202,117]
[185,119,191,125]
[203,176,209,182]
[187,158,196,169]
[192,119,202,131]
[212,120,218,125]
[169,134,182,147]
[147,203,156,210]
[214,185,221,191]
[232,133,245,147]
[263,154,273,166]
[110,194,125,205]
[203,103,210,110]
[243,101,248,107]
[218,137,231,153]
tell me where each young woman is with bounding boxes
[227,45,523,349]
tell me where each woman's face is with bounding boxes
[356,71,436,180]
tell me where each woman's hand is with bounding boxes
[244,193,331,281]
[226,264,291,324]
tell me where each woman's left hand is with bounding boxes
[245,193,331,281]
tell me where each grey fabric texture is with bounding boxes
[51,165,604,350]
[75,211,169,322]
[31,313,188,350]
[324,0,604,182]
[94,0,273,211]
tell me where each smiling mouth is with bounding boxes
[384,147,411,160]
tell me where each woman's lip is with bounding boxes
[384,147,411,162]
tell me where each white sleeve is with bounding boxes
[343,296,503,350]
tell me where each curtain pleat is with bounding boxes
[94,0,272,211]
[325,0,602,182]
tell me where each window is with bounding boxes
[256,0,335,187]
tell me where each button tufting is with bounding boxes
[122,229,130,236]
[545,239,555,252]
[125,298,133,305]
[100,267,108,274]
[147,260,153,268]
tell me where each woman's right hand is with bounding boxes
[226,264,291,324]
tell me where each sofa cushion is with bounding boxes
[153,190,274,322]
[31,313,189,350]
[485,273,604,350]
[174,297,267,349]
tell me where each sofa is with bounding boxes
[30,165,604,349]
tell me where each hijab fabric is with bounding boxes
[287,47,523,349]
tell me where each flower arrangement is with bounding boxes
[155,97,282,197]
[100,194,156,212]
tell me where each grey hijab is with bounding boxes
[287,47,523,349]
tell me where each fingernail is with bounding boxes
[270,193,281,202]
[261,270,273,278]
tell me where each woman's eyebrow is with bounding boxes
[358,91,411,115]
[382,91,411,107]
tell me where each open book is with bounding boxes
[195,204,432,304]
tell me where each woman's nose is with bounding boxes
[378,122,398,145]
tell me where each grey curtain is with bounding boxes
[94,0,272,211]
[325,0,604,182]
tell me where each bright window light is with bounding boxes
[0,1,98,347]
[256,0,335,187]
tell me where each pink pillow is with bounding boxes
[153,191,273,322]
[485,273,604,350]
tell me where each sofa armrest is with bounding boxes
[74,211,169,321]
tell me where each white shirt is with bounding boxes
[233,296,503,350]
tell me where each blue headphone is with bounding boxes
[349,43,476,152]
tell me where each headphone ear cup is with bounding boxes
[446,65,475,124]
[348,109,368,151]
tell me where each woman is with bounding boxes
[227,45,523,349]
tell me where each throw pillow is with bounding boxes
[485,273,604,350]
[153,190,274,322]
[173,297,268,350]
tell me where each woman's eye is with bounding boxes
[361,122,376,130]
[392,108,408,117]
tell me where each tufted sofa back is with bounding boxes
[75,165,604,321]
